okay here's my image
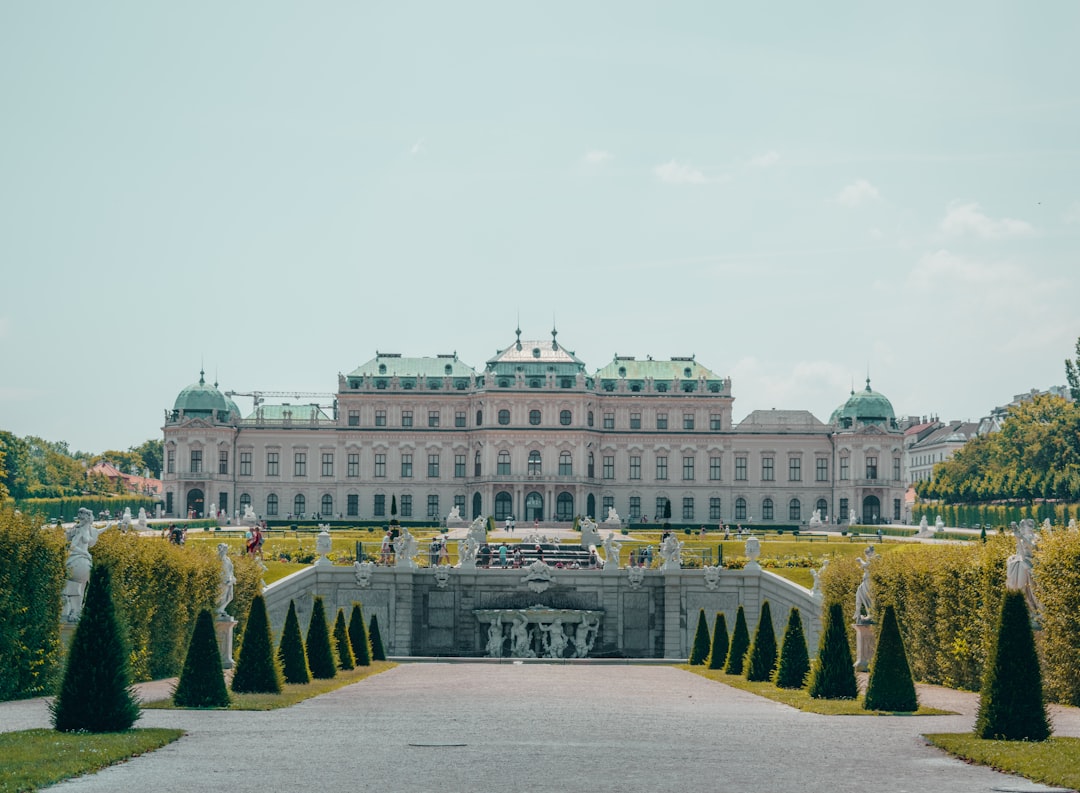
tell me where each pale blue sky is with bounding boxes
[2,2,1078,453]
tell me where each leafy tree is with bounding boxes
[368,613,387,661]
[688,609,711,665]
[745,601,778,682]
[725,605,750,675]
[863,605,917,711]
[348,603,371,667]
[333,609,355,670]
[1066,335,1080,402]
[277,601,310,684]
[707,612,729,670]
[975,591,1050,740]
[51,566,141,732]
[305,596,337,679]
[131,439,164,478]
[808,602,858,699]
[231,595,282,694]
[172,609,230,708]
[775,607,811,689]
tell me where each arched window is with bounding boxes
[762,498,774,521]
[525,491,544,521]
[498,409,510,425]
[239,493,252,513]
[816,498,828,520]
[497,451,511,475]
[321,494,333,516]
[266,493,278,516]
[529,409,541,425]
[560,409,572,425]
[735,497,747,520]
[559,451,572,476]
[294,494,306,516]
[556,492,574,520]
[476,410,482,426]
[528,450,542,475]
[588,411,594,427]
[495,492,513,521]
[789,498,801,522]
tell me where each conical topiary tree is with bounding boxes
[689,609,711,665]
[278,600,310,684]
[745,601,778,682]
[349,603,371,667]
[368,613,387,661]
[863,605,917,711]
[173,609,230,707]
[808,601,858,699]
[725,605,751,675]
[231,595,282,694]
[305,596,337,680]
[51,565,141,732]
[975,590,1050,740]
[775,607,810,690]
[333,608,355,670]
[707,612,729,670]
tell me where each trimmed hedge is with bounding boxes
[333,609,355,671]
[689,609,711,665]
[863,605,917,712]
[745,601,777,682]
[808,602,858,700]
[368,613,387,661]
[173,609,229,708]
[278,601,310,684]
[305,597,337,680]
[16,496,159,522]
[725,606,750,676]
[775,607,810,690]
[707,612,729,671]
[348,604,371,667]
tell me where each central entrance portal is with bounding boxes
[525,491,544,522]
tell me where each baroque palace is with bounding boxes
[161,330,905,527]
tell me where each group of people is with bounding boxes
[427,536,451,566]
[244,523,265,559]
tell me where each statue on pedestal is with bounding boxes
[63,508,108,623]
[216,543,235,619]
[602,533,621,568]
[1006,519,1040,620]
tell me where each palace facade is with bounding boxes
[161,330,906,526]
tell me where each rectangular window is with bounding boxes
[497,454,510,476]
[266,495,278,516]
[682,497,694,520]
[240,451,252,476]
[559,455,572,476]
[656,413,668,430]
[348,410,360,426]
[455,411,466,428]
[401,453,413,478]
[454,454,466,478]
[190,450,202,473]
[629,456,641,480]
[629,497,641,520]
[683,413,695,430]
[374,494,385,517]
[347,453,359,477]
[428,411,440,428]
[656,456,668,480]
[428,453,440,478]
[603,496,614,517]
[657,497,670,521]
[709,414,722,431]
[893,458,901,481]
[267,452,279,476]
[763,499,774,521]
[427,495,440,518]
[375,410,386,427]
[294,452,306,477]
[816,459,828,481]
[603,455,615,480]
[735,499,747,520]
[789,457,801,481]
[630,412,641,429]
[761,457,774,481]
[839,497,849,520]
[893,498,901,521]
[322,453,334,477]
[219,451,228,475]
[735,456,747,480]
[167,449,176,474]
[454,494,465,516]
[347,494,359,516]
[603,412,615,429]
[709,456,721,481]
[401,410,413,428]
[400,495,412,518]
[374,454,386,478]
[219,493,228,514]
[866,457,878,480]
[840,457,850,481]
[682,456,695,481]
[165,491,173,514]
[709,497,721,521]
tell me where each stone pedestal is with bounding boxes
[853,621,875,672]
[215,617,237,669]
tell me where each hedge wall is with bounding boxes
[16,496,161,522]
[0,506,66,700]
[912,502,1079,529]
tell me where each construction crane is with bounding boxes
[225,390,336,409]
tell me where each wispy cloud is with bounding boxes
[748,150,779,168]
[905,249,1047,307]
[410,139,425,156]
[836,179,880,207]
[583,150,613,165]
[654,160,707,184]
[939,201,1034,239]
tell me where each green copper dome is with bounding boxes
[830,379,896,426]
[173,371,231,418]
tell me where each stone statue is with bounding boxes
[216,543,235,619]
[446,505,461,523]
[394,528,419,569]
[915,515,933,538]
[744,535,761,566]
[485,617,504,657]
[854,547,875,623]
[510,616,535,658]
[703,565,721,591]
[602,533,620,568]
[811,558,829,599]
[935,515,945,532]
[137,507,148,531]
[208,503,216,520]
[540,619,569,658]
[579,516,601,549]
[808,509,822,529]
[604,507,621,524]
[1042,518,1053,533]
[1070,518,1078,532]
[571,616,599,658]
[119,507,132,533]
[315,524,333,566]
[659,534,682,571]
[63,508,109,622]
[1006,519,1040,619]
[849,509,857,525]
[243,504,257,524]
[458,535,480,569]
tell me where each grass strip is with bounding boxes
[925,732,1080,790]
[683,666,951,716]
[144,661,396,711]
[0,727,183,793]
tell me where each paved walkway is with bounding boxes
[2,665,1073,793]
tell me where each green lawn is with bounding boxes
[0,728,183,793]
[926,733,1080,790]
[144,661,396,711]
[684,666,951,716]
